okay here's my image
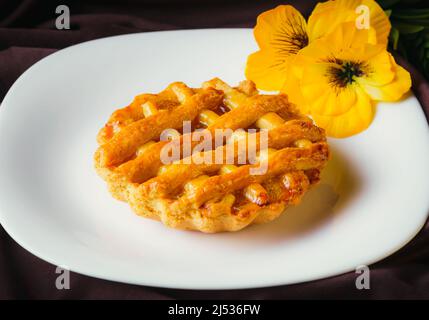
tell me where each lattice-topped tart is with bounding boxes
[94,78,329,233]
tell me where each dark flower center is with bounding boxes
[271,17,309,56]
[282,33,309,55]
[326,59,368,88]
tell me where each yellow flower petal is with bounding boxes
[254,5,308,53]
[311,87,375,138]
[362,0,391,46]
[361,51,395,86]
[308,0,353,42]
[358,56,411,101]
[281,60,310,113]
[245,50,289,91]
[308,0,390,46]
[299,63,357,116]
[298,22,383,62]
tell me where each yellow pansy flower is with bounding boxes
[245,0,390,91]
[282,23,411,138]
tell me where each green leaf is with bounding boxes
[390,27,400,50]
[416,36,424,47]
[392,12,429,19]
[393,21,425,34]
[400,0,426,4]
[392,7,429,19]
[402,31,419,40]
[382,0,429,79]
[377,0,401,9]
[396,40,409,60]
[409,19,429,27]
[392,8,429,16]
[418,46,425,61]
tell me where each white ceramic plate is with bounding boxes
[1,29,429,290]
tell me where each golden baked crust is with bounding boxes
[94,78,329,233]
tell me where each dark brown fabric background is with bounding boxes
[1,0,429,300]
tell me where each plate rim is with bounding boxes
[1,28,429,290]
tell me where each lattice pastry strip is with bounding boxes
[94,78,330,232]
[110,84,295,186]
[140,120,325,197]
[95,84,222,167]
[168,78,316,207]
